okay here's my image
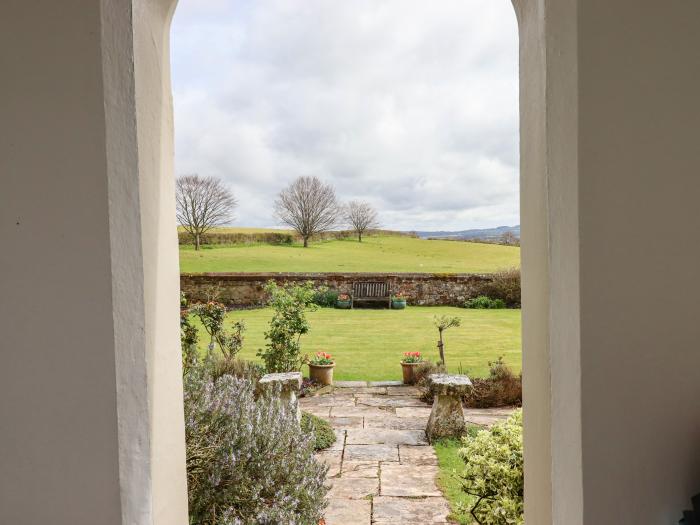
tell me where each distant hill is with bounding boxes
[412,225,520,241]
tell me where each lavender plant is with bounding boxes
[184,370,328,524]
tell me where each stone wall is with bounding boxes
[180,272,496,307]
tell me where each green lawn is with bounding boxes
[180,235,520,274]
[434,434,479,525]
[194,306,521,381]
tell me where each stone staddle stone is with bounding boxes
[259,372,303,392]
[259,372,303,422]
[426,374,472,441]
[428,374,472,396]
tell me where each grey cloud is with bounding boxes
[171,0,519,230]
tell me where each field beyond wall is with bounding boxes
[180,231,520,274]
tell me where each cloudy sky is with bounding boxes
[171,0,519,231]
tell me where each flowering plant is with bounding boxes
[392,292,407,300]
[309,352,334,366]
[337,293,351,301]
[401,351,423,364]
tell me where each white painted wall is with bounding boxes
[3,1,700,523]
[0,1,186,523]
[519,1,700,522]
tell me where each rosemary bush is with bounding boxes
[184,370,328,524]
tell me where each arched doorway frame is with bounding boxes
[139,0,578,523]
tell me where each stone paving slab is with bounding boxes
[395,406,432,418]
[327,430,346,451]
[399,445,439,466]
[324,498,371,525]
[328,477,378,499]
[301,395,356,407]
[331,406,393,418]
[334,386,388,395]
[303,406,331,418]
[341,461,380,478]
[356,396,427,408]
[380,464,442,497]
[328,416,364,430]
[368,380,404,387]
[317,450,342,477]
[372,496,451,523]
[346,429,427,446]
[333,380,369,387]
[316,381,515,523]
[386,386,422,396]
[344,444,399,462]
[364,416,427,430]
[466,414,510,426]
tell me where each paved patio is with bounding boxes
[300,382,515,525]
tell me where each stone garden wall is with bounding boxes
[180,272,496,307]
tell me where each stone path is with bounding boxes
[300,382,515,525]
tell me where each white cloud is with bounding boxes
[171,0,519,230]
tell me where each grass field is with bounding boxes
[434,435,479,525]
[193,306,521,381]
[180,235,520,274]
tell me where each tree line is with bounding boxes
[176,174,379,250]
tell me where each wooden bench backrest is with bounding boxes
[353,281,389,298]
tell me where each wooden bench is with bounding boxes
[352,281,392,308]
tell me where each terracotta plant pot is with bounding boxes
[401,362,421,384]
[309,363,335,385]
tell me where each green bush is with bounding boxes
[312,288,339,308]
[301,412,337,451]
[184,369,328,524]
[465,296,506,309]
[258,281,317,373]
[458,411,523,525]
[482,268,521,308]
[464,357,522,408]
[208,356,265,383]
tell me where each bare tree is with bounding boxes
[499,231,519,246]
[176,174,237,250]
[274,176,339,247]
[345,200,380,242]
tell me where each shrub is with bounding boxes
[458,411,523,525]
[464,357,522,408]
[301,412,337,451]
[482,268,521,308]
[208,356,265,383]
[188,301,246,360]
[184,370,328,525]
[180,297,200,374]
[465,296,506,309]
[257,281,317,373]
[312,288,338,308]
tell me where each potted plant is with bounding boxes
[401,351,423,384]
[308,352,335,385]
[391,292,407,309]
[335,293,352,309]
